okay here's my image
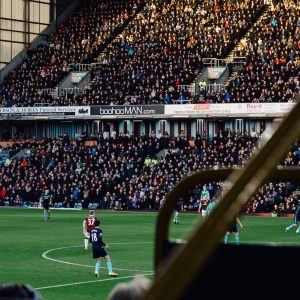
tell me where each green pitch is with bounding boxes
[0,208,299,300]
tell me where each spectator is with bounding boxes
[0,0,269,106]
[0,129,298,213]
[108,276,151,300]
[0,283,43,300]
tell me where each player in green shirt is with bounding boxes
[206,197,218,216]
[173,210,179,224]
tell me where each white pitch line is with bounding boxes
[35,273,154,290]
[42,242,153,273]
[242,241,300,245]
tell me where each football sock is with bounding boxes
[224,235,228,244]
[84,239,88,249]
[48,213,51,219]
[44,213,48,221]
[235,236,240,245]
[297,226,300,232]
[107,261,113,273]
[95,262,101,273]
[287,224,295,230]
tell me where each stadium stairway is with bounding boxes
[95,0,147,63]
[37,0,147,103]
[48,0,148,101]
[194,1,270,96]
[11,148,32,161]
[225,1,272,64]
[0,150,10,166]
[194,66,229,95]
[58,71,91,98]
[223,1,273,89]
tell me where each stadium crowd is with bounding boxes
[1,0,298,106]
[200,0,300,103]
[0,0,270,106]
[0,0,142,107]
[70,0,265,105]
[0,131,299,214]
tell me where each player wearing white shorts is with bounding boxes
[83,210,99,251]
[198,193,210,218]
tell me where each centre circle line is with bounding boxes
[42,242,153,273]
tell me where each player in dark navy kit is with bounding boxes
[285,202,300,233]
[83,210,99,251]
[39,189,52,221]
[90,220,118,277]
[224,217,243,245]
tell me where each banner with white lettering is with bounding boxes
[0,103,294,118]
[0,106,90,116]
[91,105,165,116]
[164,103,295,116]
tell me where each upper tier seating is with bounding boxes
[0,0,266,106]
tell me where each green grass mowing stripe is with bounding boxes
[0,208,299,300]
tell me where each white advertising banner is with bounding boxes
[0,103,295,119]
[165,103,295,117]
[0,106,90,116]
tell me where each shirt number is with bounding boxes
[91,233,98,242]
[88,218,95,226]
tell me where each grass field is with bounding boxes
[0,208,300,300]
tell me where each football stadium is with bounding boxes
[0,0,299,299]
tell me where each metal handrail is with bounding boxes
[203,57,246,66]
[33,102,51,107]
[202,58,226,68]
[178,84,196,96]
[69,63,103,72]
[206,83,224,92]
[60,87,83,96]
[41,88,58,99]
[172,99,192,104]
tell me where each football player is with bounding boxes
[83,210,99,251]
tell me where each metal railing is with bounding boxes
[41,88,55,94]
[172,99,192,104]
[60,87,83,98]
[33,102,51,107]
[178,84,195,96]
[203,56,247,66]
[69,63,103,72]
[229,57,247,68]
[41,88,58,99]
[202,58,227,68]
[206,84,224,93]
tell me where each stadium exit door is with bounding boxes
[133,120,142,137]
[94,121,118,136]
[207,120,225,140]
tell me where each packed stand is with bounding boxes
[200,0,300,103]
[0,0,265,106]
[0,0,142,107]
[68,0,265,105]
[0,130,298,213]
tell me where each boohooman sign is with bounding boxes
[91,105,165,116]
